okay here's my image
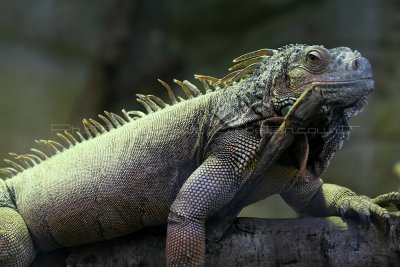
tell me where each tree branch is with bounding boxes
[32,215,400,266]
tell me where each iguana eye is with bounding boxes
[307,51,321,64]
[303,48,329,72]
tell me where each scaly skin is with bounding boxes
[0,44,398,267]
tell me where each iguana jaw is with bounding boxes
[313,77,374,106]
[278,77,374,116]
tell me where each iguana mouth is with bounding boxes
[278,77,373,116]
[315,77,373,103]
[295,77,373,92]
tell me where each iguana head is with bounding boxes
[216,44,373,126]
[263,44,374,180]
[269,44,373,117]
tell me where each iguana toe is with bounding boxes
[337,195,391,231]
[371,192,400,209]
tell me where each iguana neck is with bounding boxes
[214,64,279,131]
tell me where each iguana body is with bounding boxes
[0,44,398,267]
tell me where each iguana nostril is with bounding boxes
[352,59,359,70]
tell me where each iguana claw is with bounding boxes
[338,207,346,222]
[385,216,391,236]
[362,213,371,231]
[336,193,390,232]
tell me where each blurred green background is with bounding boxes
[0,0,399,218]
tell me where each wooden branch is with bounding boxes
[32,215,400,266]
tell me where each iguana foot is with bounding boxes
[336,193,392,232]
[369,192,400,234]
[371,192,400,209]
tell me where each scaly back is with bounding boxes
[0,48,276,179]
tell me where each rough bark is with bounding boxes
[32,215,400,267]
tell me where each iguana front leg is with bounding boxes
[281,178,398,231]
[166,130,259,266]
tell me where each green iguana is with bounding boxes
[0,44,398,267]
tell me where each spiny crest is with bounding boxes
[0,109,137,178]
[195,48,276,88]
[0,47,277,179]
[137,78,207,113]
[0,79,206,179]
